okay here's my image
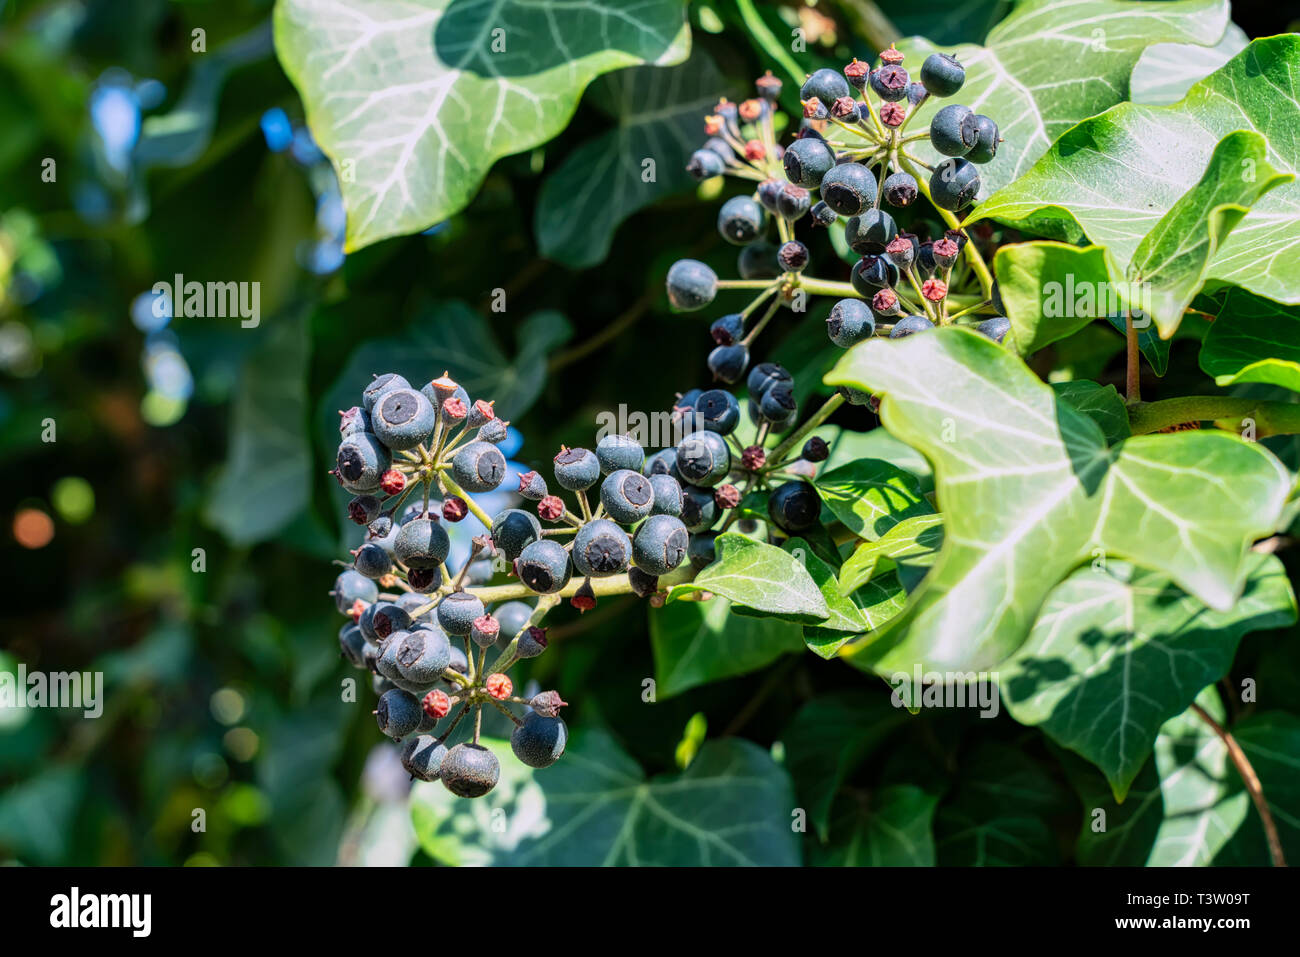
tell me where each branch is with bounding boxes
[1191,703,1286,867]
[1127,396,1300,437]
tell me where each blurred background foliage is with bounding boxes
[1,0,1296,866]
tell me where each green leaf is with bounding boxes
[780,691,910,840]
[812,786,940,866]
[410,730,801,865]
[667,532,829,622]
[813,459,933,540]
[274,0,691,251]
[1129,22,1248,105]
[1000,553,1295,799]
[1127,131,1288,336]
[535,50,729,267]
[784,538,908,658]
[819,573,909,660]
[935,741,1070,865]
[648,596,804,698]
[838,513,944,597]
[1200,287,1300,392]
[1051,381,1131,445]
[976,36,1300,317]
[205,311,312,545]
[896,0,1230,199]
[826,327,1292,673]
[1058,748,1164,866]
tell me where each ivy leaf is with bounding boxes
[410,730,801,865]
[648,596,804,698]
[205,312,312,545]
[838,513,944,597]
[1129,22,1248,105]
[812,786,940,866]
[1051,381,1131,445]
[813,459,932,540]
[896,0,1230,199]
[991,240,1173,373]
[1199,287,1300,393]
[667,532,829,622]
[935,741,1070,865]
[535,50,729,267]
[780,691,910,840]
[784,538,909,658]
[826,328,1292,674]
[976,36,1300,317]
[1000,553,1295,799]
[274,0,691,251]
[1058,748,1164,866]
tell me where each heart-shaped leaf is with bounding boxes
[826,327,1292,673]
[812,786,940,866]
[976,36,1300,318]
[1129,22,1247,105]
[1000,553,1295,799]
[896,0,1230,199]
[1200,287,1300,392]
[648,596,804,698]
[410,729,801,865]
[668,532,829,621]
[274,0,691,251]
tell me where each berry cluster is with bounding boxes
[675,48,1011,374]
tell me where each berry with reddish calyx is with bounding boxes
[348,598,367,621]
[711,313,744,346]
[882,171,918,208]
[879,102,906,127]
[802,98,828,121]
[743,140,766,162]
[884,236,915,269]
[467,399,495,428]
[478,418,509,444]
[372,602,412,640]
[442,496,468,522]
[830,96,857,120]
[518,470,548,500]
[869,64,909,102]
[471,614,499,648]
[529,691,568,718]
[423,688,452,719]
[485,673,513,700]
[932,237,960,269]
[380,469,406,496]
[340,406,370,437]
[776,183,812,221]
[778,240,810,273]
[922,278,948,302]
[742,445,767,471]
[739,98,764,122]
[756,71,782,100]
[802,437,830,462]
[714,484,741,509]
[872,288,902,318]
[426,374,460,407]
[537,495,565,521]
[517,626,548,659]
[570,580,597,613]
[844,58,869,88]
[441,396,468,422]
[880,45,905,65]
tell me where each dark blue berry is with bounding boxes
[810,201,837,226]
[600,469,655,524]
[967,115,999,164]
[708,343,749,384]
[845,209,897,254]
[572,519,632,577]
[783,137,835,188]
[738,241,781,279]
[681,485,719,532]
[452,441,506,493]
[595,433,644,474]
[905,81,928,105]
[695,389,740,435]
[362,373,410,413]
[776,183,812,221]
[353,541,392,579]
[802,436,830,462]
[930,104,977,157]
[827,298,876,347]
[436,591,484,636]
[819,162,876,217]
[976,315,1011,343]
[332,569,378,613]
[758,384,797,430]
[769,481,821,533]
[491,508,543,561]
[930,158,981,210]
[801,68,851,109]
[395,516,450,569]
[633,514,689,575]
[851,254,899,295]
[688,530,718,568]
[710,313,745,346]
[666,259,718,311]
[376,688,422,739]
[510,713,568,769]
[553,446,601,491]
[687,148,726,181]
[649,473,684,516]
[372,388,436,451]
[440,743,499,798]
[676,430,731,487]
[747,362,792,400]
[757,179,783,213]
[515,539,572,594]
[394,628,451,685]
[920,53,965,97]
[891,314,936,337]
[401,735,448,782]
[336,433,391,492]
[348,494,382,525]
[643,447,681,479]
[718,196,765,245]
[881,171,918,208]
[339,622,367,668]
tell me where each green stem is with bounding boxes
[735,0,807,87]
[439,473,495,528]
[769,393,846,464]
[899,153,995,300]
[1127,397,1300,437]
